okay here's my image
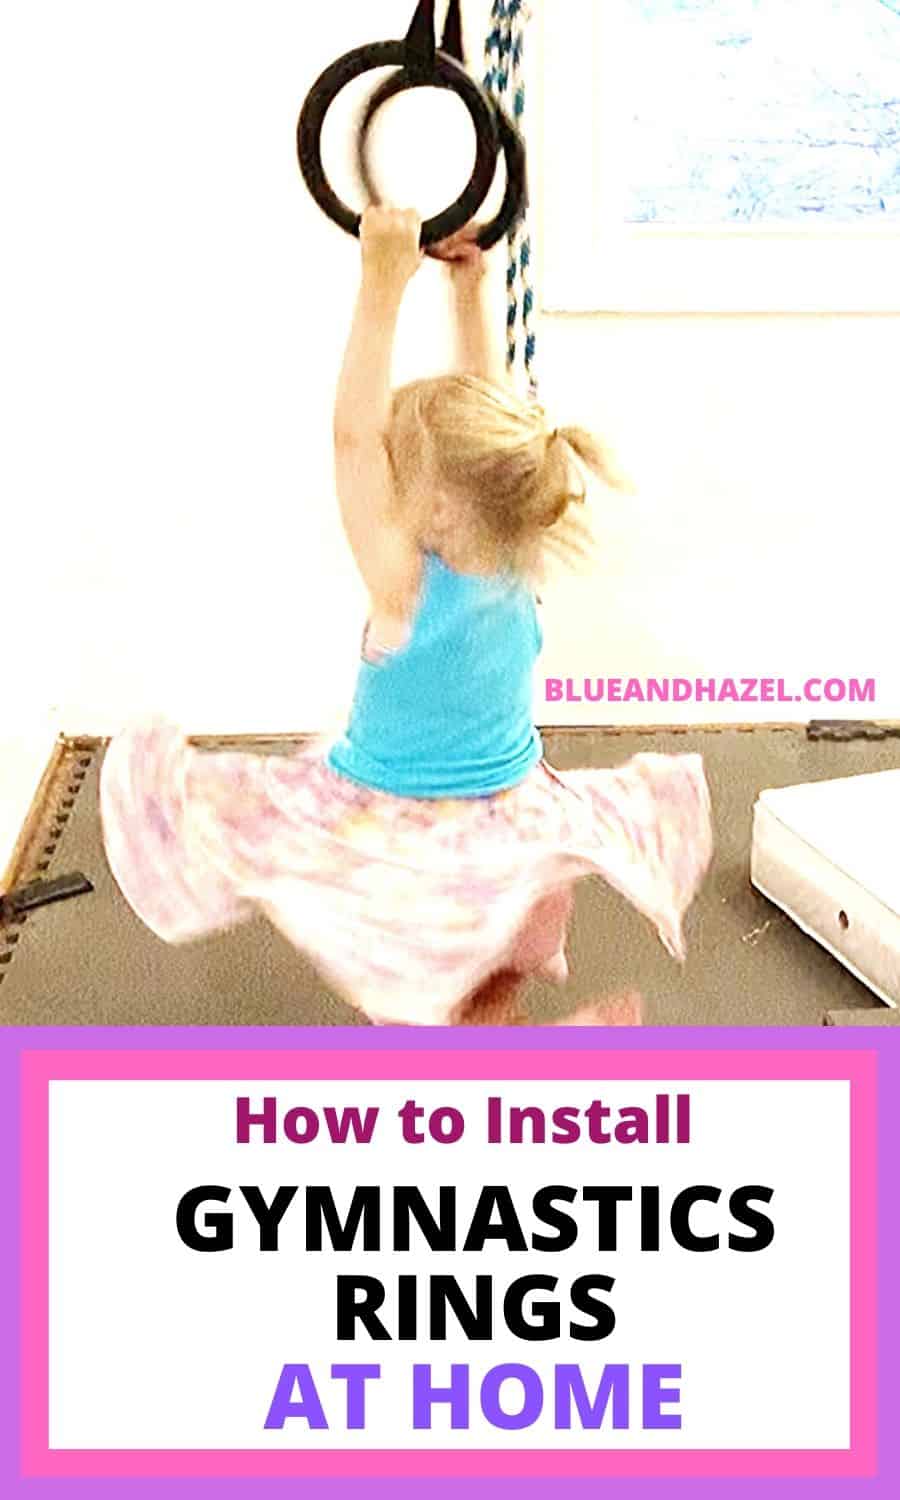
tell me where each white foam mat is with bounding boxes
[750,769,900,1007]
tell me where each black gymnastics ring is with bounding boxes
[297,42,499,248]
[357,72,528,252]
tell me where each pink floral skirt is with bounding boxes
[99,720,713,1025]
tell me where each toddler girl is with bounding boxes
[100,207,712,1026]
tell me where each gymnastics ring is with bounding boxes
[297,43,500,247]
[356,71,528,252]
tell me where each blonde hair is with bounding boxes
[386,375,630,581]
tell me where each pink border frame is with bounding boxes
[20,1048,877,1480]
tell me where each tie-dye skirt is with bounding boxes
[99,720,713,1025]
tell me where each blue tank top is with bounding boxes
[328,552,544,798]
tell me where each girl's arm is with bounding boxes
[432,229,507,387]
[333,207,423,617]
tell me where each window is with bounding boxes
[538,0,900,311]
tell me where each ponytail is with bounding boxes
[555,426,633,496]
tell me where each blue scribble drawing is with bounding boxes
[623,0,900,223]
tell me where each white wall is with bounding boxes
[2,2,900,872]
[536,311,900,725]
[2,0,456,743]
[0,715,60,890]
